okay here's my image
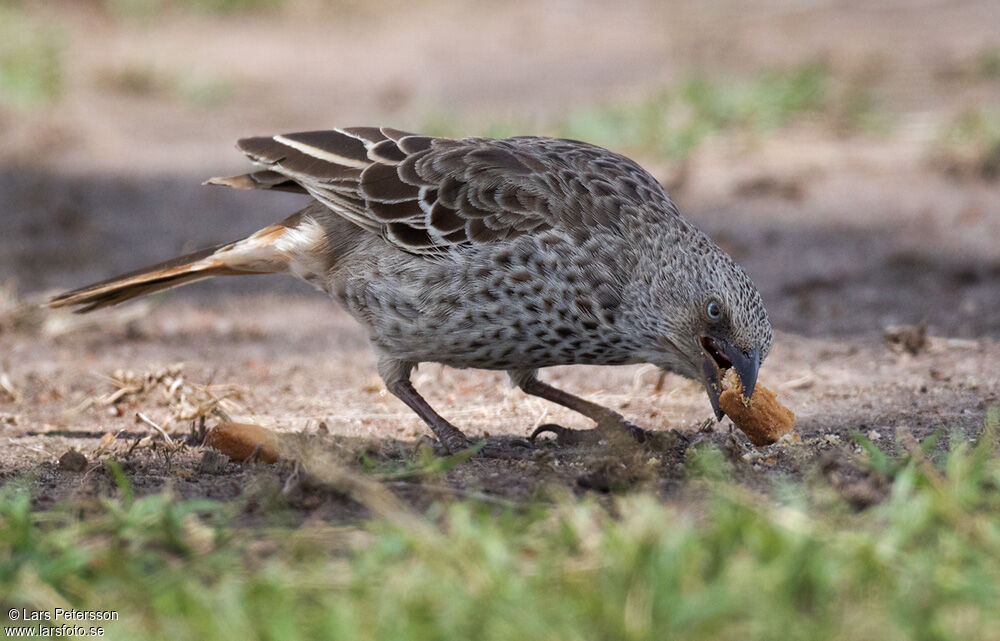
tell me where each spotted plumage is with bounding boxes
[51,127,772,455]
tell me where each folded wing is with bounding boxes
[208,126,562,254]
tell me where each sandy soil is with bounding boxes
[1,0,998,518]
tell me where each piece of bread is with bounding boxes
[719,371,795,446]
[204,422,281,463]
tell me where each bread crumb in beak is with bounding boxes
[719,370,795,447]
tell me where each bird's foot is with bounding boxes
[473,435,534,459]
[423,433,534,459]
[413,434,450,458]
[529,424,600,446]
[621,420,649,443]
[530,420,648,447]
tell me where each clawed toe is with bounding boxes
[413,434,450,457]
[530,421,650,447]
[530,424,604,446]
[471,436,534,459]
[509,436,534,449]
[530,423,568,443]
[623,421,649,443]
[427,435,535,459]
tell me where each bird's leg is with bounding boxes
[509,369,647,446]
[386,378,475,454]
[380,357,531,457]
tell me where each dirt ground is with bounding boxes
[1,0,998,520]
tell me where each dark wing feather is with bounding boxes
[204,170,307,193]
[218,127,663,254]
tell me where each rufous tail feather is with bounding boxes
[49,213,308,313]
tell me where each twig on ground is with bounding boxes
[0,372,21,402]
[136,412,173,445]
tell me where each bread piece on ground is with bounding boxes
[204,422,281,463]
[719,371,795,447]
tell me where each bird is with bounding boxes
[49,126,772,456]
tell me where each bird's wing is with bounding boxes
[208,127,662,254]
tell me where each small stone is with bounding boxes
[777,431,802,445]
[867,430,882,441]
[58,449,88,472]
[883,323,928,355]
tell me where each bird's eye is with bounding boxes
[706,300,723,320]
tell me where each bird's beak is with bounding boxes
[699,336,760,421]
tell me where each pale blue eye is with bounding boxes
[706,300,722,319]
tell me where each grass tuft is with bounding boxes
[553,62,829,162]
[101,0,282,17]
[424,62,832,166]
[932,108,1000,181]
[100,64,234,107]
[0,6,63,109]
[975,47,1000,79]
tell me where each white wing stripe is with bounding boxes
[334,127,376,149]
[273,134,370,169]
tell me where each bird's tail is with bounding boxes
[49,211,320,313]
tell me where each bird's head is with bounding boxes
[638,227,772,420]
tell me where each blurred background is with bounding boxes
[3,5,1000,636]
[2,0,999,340]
